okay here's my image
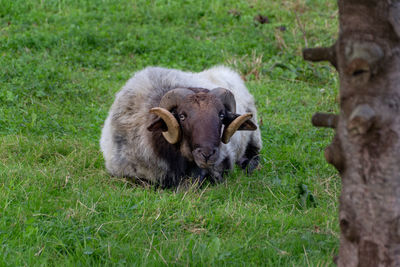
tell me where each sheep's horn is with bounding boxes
[151,88,194,144]
[210,88,236,113]
[159,88,194,111]
[221,113,254,144]
[149,107,181,144]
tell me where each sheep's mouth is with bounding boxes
[195,161,215,169]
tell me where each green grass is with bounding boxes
[1,0,340,265]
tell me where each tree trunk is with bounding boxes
[304,0,400,266]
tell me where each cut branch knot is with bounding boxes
[347,104,376,136]
[344,41,384,81]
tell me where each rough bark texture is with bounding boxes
[304,0,400,266]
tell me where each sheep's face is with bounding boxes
[148,88,257,170]
[176,93,224,168]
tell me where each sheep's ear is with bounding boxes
[238,119,257,131]
[224,113,257,131]
[147,119,168,132]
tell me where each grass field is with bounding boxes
[0,0,340,265]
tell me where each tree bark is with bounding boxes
[304,1,400,266]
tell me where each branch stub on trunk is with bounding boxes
[312,112,338,128]
[303,45,338,69]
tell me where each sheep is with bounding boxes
[100,66,262,188]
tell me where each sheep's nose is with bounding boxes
[196,148,217,161]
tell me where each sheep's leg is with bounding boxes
[237,140,260,174]
[190,167,209,186]
[238,155,259,174]
[159,174,182,189]
[198,169,209,184]
[195,168,224,184]
[246,155,260,174]
[191,163,226,185]
[210,172,224,183]
[238,157,249,168]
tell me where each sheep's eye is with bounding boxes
[219,113,225,120]
[179,114,186,121]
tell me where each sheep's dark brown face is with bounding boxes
[148,87,257,170]
[176,93,225,168]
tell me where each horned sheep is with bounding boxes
[100,66,262,187]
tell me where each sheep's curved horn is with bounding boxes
[221,113,254,144]
[210,87,236,113]
[159,88,195,111]
[149,107,181,144]
[151,88,194,144]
